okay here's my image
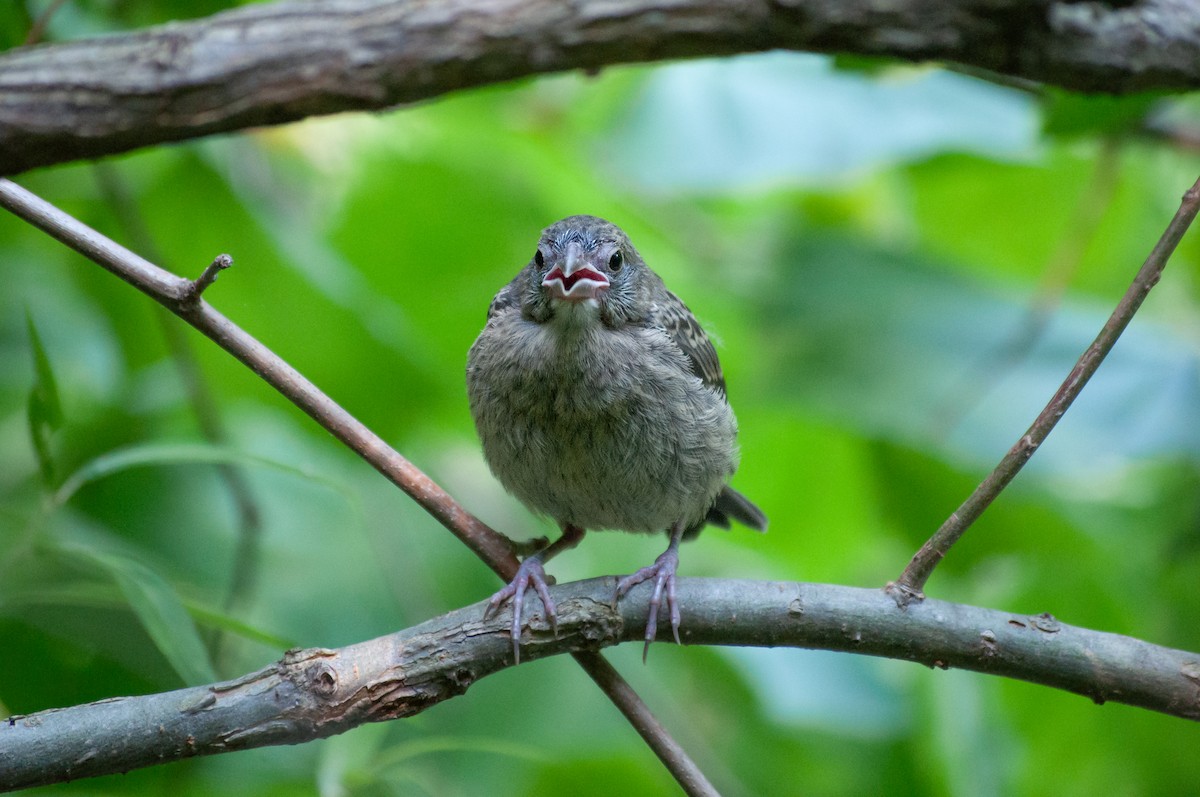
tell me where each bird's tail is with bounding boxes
[705,486,768,532]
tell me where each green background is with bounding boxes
[4,2,1200,795]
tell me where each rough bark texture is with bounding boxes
[4,577,1200,791]
[2,0,1200,174]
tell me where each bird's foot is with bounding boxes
[614,546,681,662]
[506,535,550,558]
[483,555,557,665]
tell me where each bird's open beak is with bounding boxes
[541,243,609,302]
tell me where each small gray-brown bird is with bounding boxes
[466,215,766,663]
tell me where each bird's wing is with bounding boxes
[653,289,727,397]
[486,271,525,321]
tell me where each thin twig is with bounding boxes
[569,651,719,797]
[21,0,69,46]
[892,175,1200,604]
[0,178,717,797]
[188,254,232,301]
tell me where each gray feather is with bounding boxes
[467,215,765,539]
[650,287,727,397]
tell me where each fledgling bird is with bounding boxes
[466,215,766,663]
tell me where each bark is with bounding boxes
[4,577,1198,791]
[1,0,1199,175]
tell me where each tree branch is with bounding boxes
[2,0,1200,175]
[4,576,1199,791]
[891,174,1200,603]
[0,177,718,797]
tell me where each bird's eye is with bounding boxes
[609,251,623,271]
[534,249,544,268]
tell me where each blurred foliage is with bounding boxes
[4,1,1200,795]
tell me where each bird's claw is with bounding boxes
[484,556,557,665]
[614,546,681,662]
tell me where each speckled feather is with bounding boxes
[468,216,766,662]
[467,215,765,537]
[487,267,724,395]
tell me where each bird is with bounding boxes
[466,215,766,663]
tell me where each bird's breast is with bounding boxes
[466,315,738,533]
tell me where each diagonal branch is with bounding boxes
[891,175,1200,604]
[4,576,1200,792]
[3,0,1200,174]
[0,178,716,797]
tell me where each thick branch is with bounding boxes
[2,0,1200,175]
[4,577,1199,791]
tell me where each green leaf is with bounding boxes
[0,582,294,652]
[369,736,548,772]
[321,730,547,795]
[26,310,64,486]
[0,581,129,614]
[603,52,1036,192]
[53,441,354,507]
[1042,88,1162,138]
[184,601,295,651]
[830,53,898,77]
[52,539,217,686]
[755,229,1200,483]
[0,2,33,50]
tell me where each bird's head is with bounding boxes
[521,215,650,328]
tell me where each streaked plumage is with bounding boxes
[467,215,765,662]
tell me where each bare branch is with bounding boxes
[0,177,714,797]
[4,577,1199,791]
[187,253,233,302]
[892,175,1200,603]
[21,0,69,47]
[2,0,1200,175]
